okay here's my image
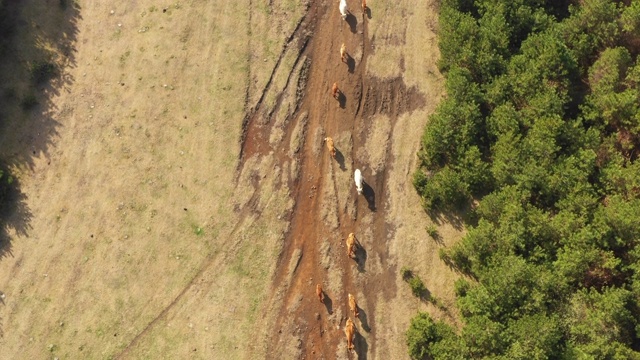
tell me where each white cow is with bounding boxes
[339,0,349,20]
[354,169,363,195]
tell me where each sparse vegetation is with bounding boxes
[402,267,428,298]
[425,224,438,239]
[407,276,426,298]
[401,266,412,280]
[192,225,204,236]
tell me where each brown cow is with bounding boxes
[346,232,357,258]
[324,137,336,158]
[348,293,360,318]
[362,0,367,12]
[332,82,341,100]
[316,283,325,303]
[345,318,356,350]
[340,43,348,64]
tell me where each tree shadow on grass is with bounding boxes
[0,0,81,169]
[0,0,81,248]
[0,165,32,261]
[424,198,479,232]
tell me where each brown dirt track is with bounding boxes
[239,1,459,359]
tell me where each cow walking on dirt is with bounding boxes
[354,169,363,195]
[340,43,348,64]
[345,318,356,350]
[346,232,358,259]
[339,0,349,20]
[316,284,325,303]
[332,82,341,101]
[324,137,336,158]
[348,293,360,318]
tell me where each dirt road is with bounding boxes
[238,1,462,359]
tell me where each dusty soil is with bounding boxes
[0,0,464,359]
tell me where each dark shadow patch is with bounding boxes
[354,330,368,360]
[0,2,80,340]
[365,7,372,19]
[354,241,367,273]
[345,13,357,33]
[347,56,356,74]
[361,76,426,118]
[362,182,376,212]
[322,292,333,315]
[0,164,31,261]
[335,148,347,171]
[0,0,80,171]
[358,308,371,333]
[337,92,347,109]
[425,204,472,232]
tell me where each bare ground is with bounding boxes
[0,0,464,359]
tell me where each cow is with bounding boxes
[362,0,367,12]
[346,232,357,259]
[345,318,355,350]
[339,0,349,20]
[340,43,348,64]
[348,293,360,318]
[332,82,341,100]
[316,283,325,303]
[354,169,363,195]
[324,137,336,158]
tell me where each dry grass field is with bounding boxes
[0,0,464,359]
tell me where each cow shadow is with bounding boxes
[354,331,369,360]
[365,7,372,19]
[346,14,358,33]
[321,292,334,315]
[362,182,376,212]
[358,308,371,333]
[335,148,347,171]
[354,243,367,273]
[347,56,356,73]
[337,92,347,109]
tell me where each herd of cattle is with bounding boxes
[317,0,369,353]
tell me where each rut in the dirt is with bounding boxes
[237,2,426,359]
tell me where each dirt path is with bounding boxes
[238,2,431,358]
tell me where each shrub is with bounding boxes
[401,266,413,280]
[426,224,439,239]
[408,275,427,298]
